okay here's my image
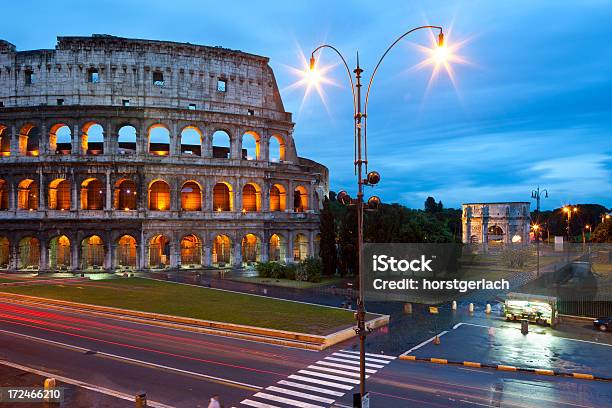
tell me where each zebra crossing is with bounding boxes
[240,349,396,408]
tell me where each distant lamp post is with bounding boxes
[531,187,548,215]
[532,224,541,277]
[307,25,447,399]
[562,206,578,241]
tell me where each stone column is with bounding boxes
[287,180,294,212]
[233,177,241,212]
[72,122,80,155]
[230,128,241,159]
[105,236,113,270]
[308,230,316,259]
[105,170,112,210]
[261,239,269,262]
[138,123,147,156]
[39,122,48,156]
[71,171,78,211]
[71,238,79,271]
[8,178,16,211]
[9,240,18,271]
[203,178,212,212]
[170,121,180,156]
[286,231,294,263]
[104,120,114,155]
[38,170,45,210]
[260,132,269,162]
[202,125,212,158]
[233,236,242,267]
[138,234,147,270]
[170,179,179,212]
[10,124,19,157]
[203,244,211,267]
[262,179,270,212]
[170,240,179,268]
[39,237,48,271]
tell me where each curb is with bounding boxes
[0,292,389,350]
[398,355,611,382]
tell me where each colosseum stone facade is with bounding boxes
[0,35,328,272]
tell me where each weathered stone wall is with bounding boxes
[461,202,531,245]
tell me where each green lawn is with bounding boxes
[0,277,356,335]
[228,276,345,289]
[0,278,23,284]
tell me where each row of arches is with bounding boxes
[0,123,287,161]
[0,178,309,212]
[0,233,315,270]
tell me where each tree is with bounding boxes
[319,197,337,276]
[591,219,612,243]
[424,196,437,213]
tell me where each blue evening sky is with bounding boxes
[2,1,610,210]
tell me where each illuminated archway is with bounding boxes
[49,124,72,155]
[149,235,170,268]
[0,125,9,157]
[82,122,104,155]
[293,186,308,212]
[241,234,260,264]
[241,131,260,160]
[18,179,39,210]
[212,234,231,266]
[213,182,232,212]
[48,178,70,210]
[18,237,40,270]
[19,124,40,156]
[116,235,137,268]
[81,235,105,269]
[0,179,8,210]
[180,126,202,156]
[269,184,286,212]
[81,178,105,210]
[269,134,286,162]
[242,183,261,212]
[0,237,8,269]
[269,234,285,262]
[212,130,231,158]
[293,233,308,261]
[118,125,137,155]
[114,179,137,210]
[148,180,171,211]
[181,181,202,211]
[49,235,71,270]
[180,234,202,267]
[148,124,170,156]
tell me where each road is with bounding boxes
[1,299,610,407]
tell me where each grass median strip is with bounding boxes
[0,277,357,335]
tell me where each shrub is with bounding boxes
[296,257,323,282]
[500,247,531,269]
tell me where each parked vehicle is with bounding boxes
[503,292,558,327]
[593,317,610,332]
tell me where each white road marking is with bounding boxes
[400,331,449,356]
[297,370,360,385]
[0,327,262,390]
[0,359,173,408]
[241,399,281,408]
[332,353,391,364]
[339,350,396,360]
[253,392,325,408]
[307,365,366,378]
[324,356,384,369]
[266,386,335,404]
[277,380,344,397]
[288,375,353,390]
[315,360,377,373]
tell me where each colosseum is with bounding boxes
[0,34,328,272]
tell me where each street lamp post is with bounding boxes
[309,26,445,401]
[532,224,540,277]
[531,186,548,216]
[562,206,578,242]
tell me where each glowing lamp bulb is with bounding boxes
[309,56,316,71]
[438,32,444,48]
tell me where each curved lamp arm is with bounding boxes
[364,25,442,114]
[311,44,357,115]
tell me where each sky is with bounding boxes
[2,1,610,210]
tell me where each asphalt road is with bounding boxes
[1,299,610,407]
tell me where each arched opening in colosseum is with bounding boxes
[18,179,38,211]
[0,237,9,269]
[293,186,308,212]
[242,183,261,212]
[212,130,231,159]
[149,235,170,268]
[180,234,202,267]
[213,182,232,212]
[241,131,260,160]
[0,125,10,157]
[269,184,286,212]
[118,125,137,155]
[470,235,479,244]
[181,181,202,211]
[49,124,72,155]
[269,234,285,262]
[82,123,104,155]
[212,234,231,267]
[49,235,71,270]
[293,233,308,261]
[269,134,286,162]
[19,124,40,156]
[0,179,8,210]
[148,180,171,211]
[47,178,70,210]
[487,225,504,244]
[116,235,137,268]
[180,127,202,156]
[148,124,170,156]
[19,237,40,270]
[114,179,137,210]
[80,178,105,210]
[241,234,260,265]
[81,235,105,269]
